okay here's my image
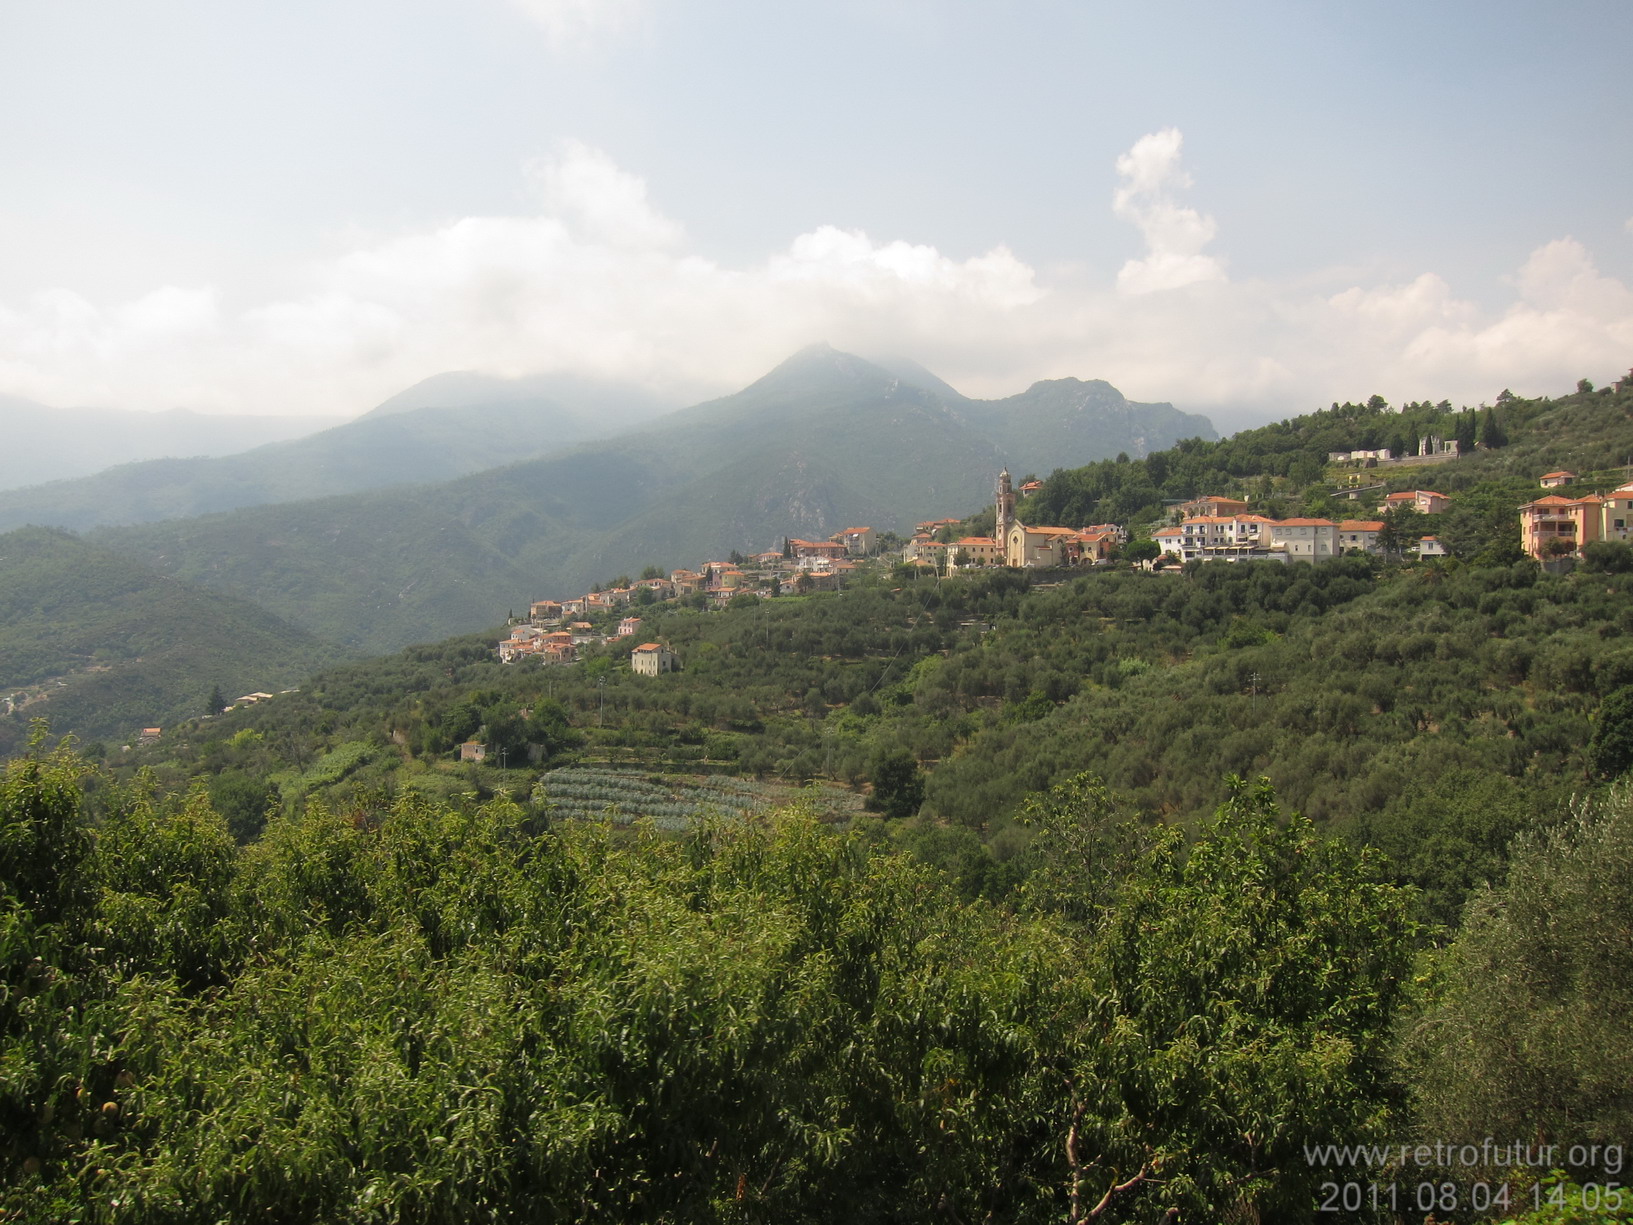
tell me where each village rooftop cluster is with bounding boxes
[497,461,1624,671]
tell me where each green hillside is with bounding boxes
[87,347,1214,652]
[0,527,349,756]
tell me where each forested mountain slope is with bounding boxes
[0,527,349,756]
[85,347,1212,652]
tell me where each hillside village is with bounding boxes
[497,450,1623,671]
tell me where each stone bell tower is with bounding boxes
[996,468,1015,551]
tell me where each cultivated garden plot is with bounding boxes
[533,765,864,829]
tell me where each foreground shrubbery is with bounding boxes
[5,744,1419,1223]
[12,734,1633,1222]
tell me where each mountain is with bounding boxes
[0,373,681,532]
[0,394,343,492]
[957,376,1213,473]
[84,347,1215,653]
[0,526,350,756]
[360,369,677,424]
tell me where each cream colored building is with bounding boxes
[631,643,677,676]
[1268,518,1339,561]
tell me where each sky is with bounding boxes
[0,0,1629,430]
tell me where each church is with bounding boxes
[994,469,1118,568]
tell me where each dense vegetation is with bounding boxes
[114,541,1632,933]
[8,370,1633,1219]
[8,735,1633,1221]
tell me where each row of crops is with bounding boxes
[533,766,865,830]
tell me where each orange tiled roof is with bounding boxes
[1339,520,1385,531]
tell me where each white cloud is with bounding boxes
[525,140,683,249]
[1112,127,1227,294]
[503,0,645,50]
[0,134,1629,424]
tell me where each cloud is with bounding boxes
[1112,127,1227,294]
[525,140,683,249]
[503,0,645,50]
[0,133,1630,424]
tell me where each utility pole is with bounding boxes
[598,677,606,726]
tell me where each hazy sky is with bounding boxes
[1,0,1629,427]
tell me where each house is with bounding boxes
[788,539,849,561]
[1177,495,1251,519]
[137,727,162,746]
[459,742,486,762]
[915,518,962,535]
[529,599,564,625]
[1019,480,1044,497]
[1600,484,1633,544]
[1178,515,1273,562]
[1418,536,1448,557]
[1073,529,1118,564]
[1382,490,1450,514]
[1518,493,1603,560]
[903,538,949,565]
[541,641,577,664]
[631,643,676,676]
[1541,471,1577,488]
[1153,525,1185,558]
[947,536,1003,567]
[831,526,876,556]
[1337,520,1385,554]
[1083,523,1129,545]
[669,569,702,595]
[616,616,643,638]
[498,625,544,662]
[1268,518,1339,561]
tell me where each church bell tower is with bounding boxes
[996,468,1015,551]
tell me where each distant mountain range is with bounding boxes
[0,394,344,492]
[72,346,1214,653]
[0,372,679,531]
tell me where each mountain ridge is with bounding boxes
[74,348,1214,652]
